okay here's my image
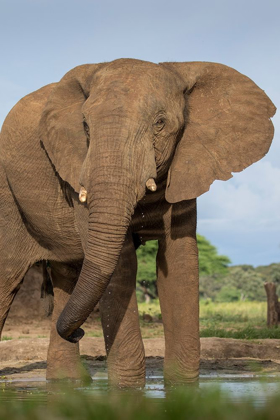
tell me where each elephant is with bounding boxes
[0,58,276,387]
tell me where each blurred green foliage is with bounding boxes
[200,264,280,302]
[197,234,231,275]
[1,386,280,419]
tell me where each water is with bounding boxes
[1,372,280,405]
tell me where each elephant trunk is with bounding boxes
[56,125,144,342]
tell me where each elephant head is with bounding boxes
[39,59,275,342]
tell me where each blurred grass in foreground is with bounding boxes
[1,387,280,419]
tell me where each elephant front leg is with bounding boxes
[100,234,145,388]
[157,200,200,384]
[46,261,90,382]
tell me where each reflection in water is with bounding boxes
[1,373,280,405]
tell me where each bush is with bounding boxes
[216,286,240,302]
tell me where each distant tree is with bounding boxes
[218,265,266,302]
[197,234,231,276]
[199,273,225,301]
[200,264,270,302]
[216,285,240,302]
[256,263,280,295]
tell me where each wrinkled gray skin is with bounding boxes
[0,59,275,387]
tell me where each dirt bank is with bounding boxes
[1,337,280,382]
[2,337,280,362]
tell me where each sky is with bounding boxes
[1,0,279,266]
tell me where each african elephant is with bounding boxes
[0,59,275,387]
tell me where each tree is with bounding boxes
[197,234,231,276]
[216,265,266,302]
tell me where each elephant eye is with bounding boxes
[154,117,166,132]
[83,120,89,134]
[83,119,90,142]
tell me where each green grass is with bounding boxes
[138,300,272,339]
[139,300,267,324]
[200,300,266,324]
[138,301,163,319]
[81,300,272,340]
[200,326,280,339]
[199,301,272,338]
[1,336,12,341]
[86,331,103,338]
[1,387,280,419]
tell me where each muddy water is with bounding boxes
[1,373,280,405]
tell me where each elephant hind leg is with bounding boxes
[0,281,23,338]
[0,168,42,339]
[0,235,42,338]
[0,256,35,339]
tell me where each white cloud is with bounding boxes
[197,160,280,265]
[199,161,280,226]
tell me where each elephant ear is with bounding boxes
[39,64,104,193]
[161,62,276,203]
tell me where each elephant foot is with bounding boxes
[164,373,199,387]
[108,374,146,389]
[107,362,146,388]
[46,357,92,384]
[164,360,199,386]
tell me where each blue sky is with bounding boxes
[1,0,279,266]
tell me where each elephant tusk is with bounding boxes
[146,178,157,192]
[79,186,87,203]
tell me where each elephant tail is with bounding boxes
[41,260,54,317]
